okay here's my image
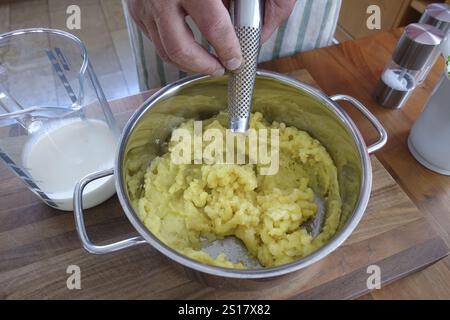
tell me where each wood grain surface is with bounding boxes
[0,63,447,299]
[260,29,450,299]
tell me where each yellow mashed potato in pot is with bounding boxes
[126,112,342,269]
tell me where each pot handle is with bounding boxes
[73,168,146,254]
[330,94,388,154]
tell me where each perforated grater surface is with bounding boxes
[228,0,264,133]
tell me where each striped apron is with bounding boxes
[123,0,342,90]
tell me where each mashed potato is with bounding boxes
[127,112,342,268]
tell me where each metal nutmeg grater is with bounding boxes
[228,0,264,133]
[374,23,444,110]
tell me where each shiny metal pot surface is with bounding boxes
[74,71,387,280]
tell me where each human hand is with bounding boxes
[127,0,296,76]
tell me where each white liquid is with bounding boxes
[22,118,117,211]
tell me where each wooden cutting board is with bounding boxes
[0,70,448,300]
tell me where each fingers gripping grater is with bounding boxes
[228,0,264,133]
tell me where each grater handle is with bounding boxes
[231,0,264,29]
[228,0,264,133]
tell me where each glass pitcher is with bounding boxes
[0,28,120,211]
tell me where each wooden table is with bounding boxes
[260,29,450,299]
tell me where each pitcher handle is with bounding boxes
[73,168,146,254]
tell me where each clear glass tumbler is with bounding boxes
[0,28,120,211]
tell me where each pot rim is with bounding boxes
[114,70,372,279]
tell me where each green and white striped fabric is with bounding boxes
[123,0,342,90]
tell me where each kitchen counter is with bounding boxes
[260,29,450,299]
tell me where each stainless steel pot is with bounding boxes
[74,71,387,280]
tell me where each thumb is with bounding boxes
[184,0,243,71]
